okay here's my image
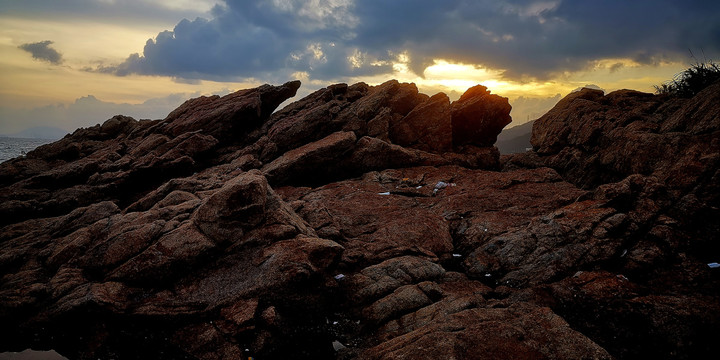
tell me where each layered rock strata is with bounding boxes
[1,80,718,360]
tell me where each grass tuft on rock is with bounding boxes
[655,60,720,97]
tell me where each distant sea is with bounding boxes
[0,137,56,163]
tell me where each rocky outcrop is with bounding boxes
[1,79,719,360]
[452,84,512,147]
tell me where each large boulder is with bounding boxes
[451,84,512,147]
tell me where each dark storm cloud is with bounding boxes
[18,40,63,64]
[0,0,216,26]
[98,0,720,81]
[101,0,393,81]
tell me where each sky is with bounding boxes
[1,0,719,135]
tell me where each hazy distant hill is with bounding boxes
[497,120,534,154]
[1,126,69,139]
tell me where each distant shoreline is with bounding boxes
[0,137,56,163]
[0,126,69,140]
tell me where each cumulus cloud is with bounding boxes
[93,0,720,82]
[18,40,63,64]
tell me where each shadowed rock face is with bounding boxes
[452,84,512,147]
[1,80,719,360]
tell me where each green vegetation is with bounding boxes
[655,60,720,97]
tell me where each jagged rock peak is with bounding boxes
[160,80,301,139]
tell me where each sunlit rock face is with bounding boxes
[1,80,719,360]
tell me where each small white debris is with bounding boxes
[378,192,391,195]
[416,185,423,189]
[434,181,457,190]
[334,274,346,280]
[708,262,720,269]
[452,253,462,258]
[621,249,628,257]
[333,321,339,325]
[616,274,628,281]
[332,340,347,351]
[485,273,492,277]
[432,181,456,195]
[484,228,488,232]
[573,271,584,278]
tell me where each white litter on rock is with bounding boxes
[708,262,720,269]
[434,181,457,189]
[334,274,346,280]
[452,253,462,258]
[485,273,492,277]
[378,192,391,195]
[416,185,423,189]
[332,340,347,351]
[432,181,456,195]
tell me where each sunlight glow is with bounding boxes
[422,60,502,92]
[341,54,689,127]
[0,17,160,63]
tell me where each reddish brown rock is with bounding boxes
[344,136,448,173]
[527,83,720,269]
[362,302,612,360]
[263,83,365,159]
[0,82,300,224]
[529,84,720,192]
[451,84,512,147]
[362,284,432,324]
[262,80,428,161]
[1,80,719,360]
[389,93,452,152]
[162,81,301,140]
[262,131,358,186]
[351,256,446,303]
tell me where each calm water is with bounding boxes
[0,137,56,163]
